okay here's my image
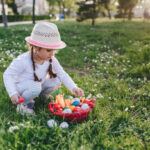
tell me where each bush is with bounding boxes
[0,15,50,23]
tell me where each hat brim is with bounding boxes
[25,37,66,49]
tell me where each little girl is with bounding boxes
[3,22,84,115]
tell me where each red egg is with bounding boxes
[53,104,62,111]
[57,108,63,113]
[73,106,83,112]
[19,97,24,103]
[83,99,90,104]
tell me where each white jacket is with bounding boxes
[3,51,77,97]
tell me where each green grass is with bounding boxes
[0,19,150,150]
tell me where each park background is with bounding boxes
[0,0,150,150]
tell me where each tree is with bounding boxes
[6,0,18,14]
[76,0,98,26]
[47,0,78,19]
[32,0,35,24]
[116,0,138,20]
[46,0,57,17]
[62,0,78,17]
[144,8,150,19]
[1,0,8,27]
[100,0,111,19]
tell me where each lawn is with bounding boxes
[0,19,150,150]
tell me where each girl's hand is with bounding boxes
[11,94,21,105]
[72,88,84,97]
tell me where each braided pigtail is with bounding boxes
[48,59,57,78]
[31,47,42,82]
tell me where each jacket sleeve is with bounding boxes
[3,57,25,98]
[52,57,78,92]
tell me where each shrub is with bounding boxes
[0,15,50,23]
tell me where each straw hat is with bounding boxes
[25,22,66,49]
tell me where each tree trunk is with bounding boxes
[128,8,133,20]
[59,4,61,19]
[92,18,95,26]
[1,0,8,27]
[105,5,111,19]
[62,0,65,17]
[7,0,18,15]
[32,0,35,24]
[107,9,111,19]
[92,0,96,26]
[123,9,127,21]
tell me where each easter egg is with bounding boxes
[77,104,81,107]
[57,108,63,113]
[83,99,90,104]
[72,101,80,106]
[80,99,89,104]
[73,106,82,112]
[47,119,57,128]
[60,122,69,129]
[63,108,72,113]
[69,105,75,111]
[55,104,61,109]
[81,104,89,110]
[53,104,61,110]
[64,99,72,107]
[71,98,80,103]
[19,97,24,103]
[63,107,69,110]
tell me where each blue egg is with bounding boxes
[72,101,80,106]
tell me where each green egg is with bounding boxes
[63,107,69,110]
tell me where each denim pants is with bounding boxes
[16,77,61,105]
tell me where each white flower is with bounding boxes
[8,126,19,132]
[125,107,128,112]
[84,57,87,61]
[108,97,111,100]
[86,93,92,99]
[98,120,102,123]
[130,106,135,108]
[96,93,104,99]
[19,123,26,127]
[27,121,30,124]
[94,84,97,87]
[92,59,98,63]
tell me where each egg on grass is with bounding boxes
[60,122,69,129]
[47,119,57,128]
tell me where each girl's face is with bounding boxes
[34,46,56,61]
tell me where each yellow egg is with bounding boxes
[69,106,75,111]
